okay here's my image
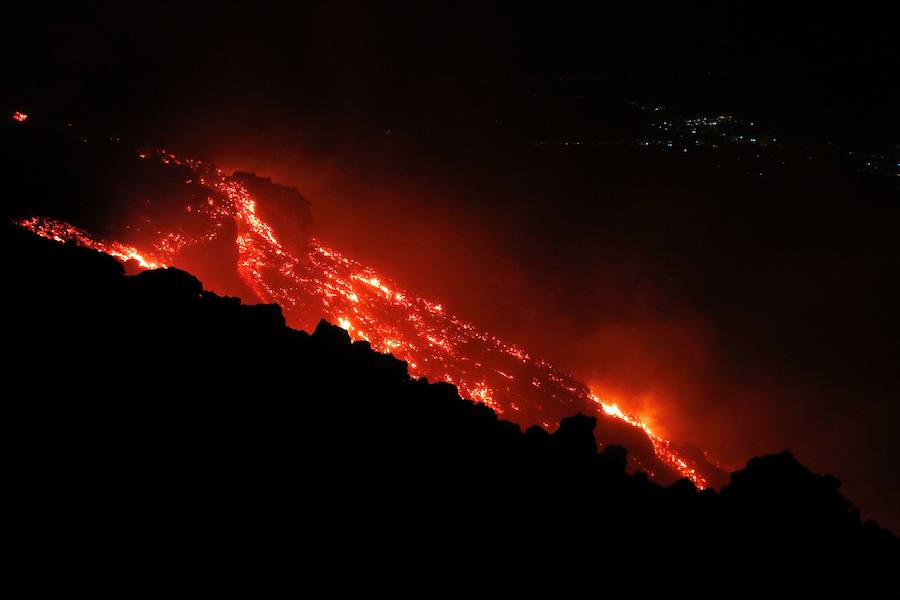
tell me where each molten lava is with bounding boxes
[17,216,164,269]
[16,146,713,489]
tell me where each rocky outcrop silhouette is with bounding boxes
[3,223,897,596]
[233,171,314,255]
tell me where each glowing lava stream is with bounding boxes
[15,147,710,489]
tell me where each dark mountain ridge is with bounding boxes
[3,224,897,596]
[1,116,730,490]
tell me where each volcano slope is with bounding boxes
[2,224,897,596]
[1,116,728,490]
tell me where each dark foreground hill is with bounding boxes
[3,224,897,596]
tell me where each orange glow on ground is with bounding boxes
[16,216,165,269]
[591,394,708,488]
[15,146,712,488]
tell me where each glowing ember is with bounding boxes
[14,146,713,488]
[592,395,708,488]
[12,111,28,122]
[16,216,165,270]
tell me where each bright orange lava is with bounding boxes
[16,216,165,269]
[592,396,708,488]
[16,147,710,489]
[12,111,28,122]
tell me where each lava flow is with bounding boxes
[15,142,715,489]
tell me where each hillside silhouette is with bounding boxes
[1,115,730,490]
[3,223,897,596]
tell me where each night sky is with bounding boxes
[4,2,899,530]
